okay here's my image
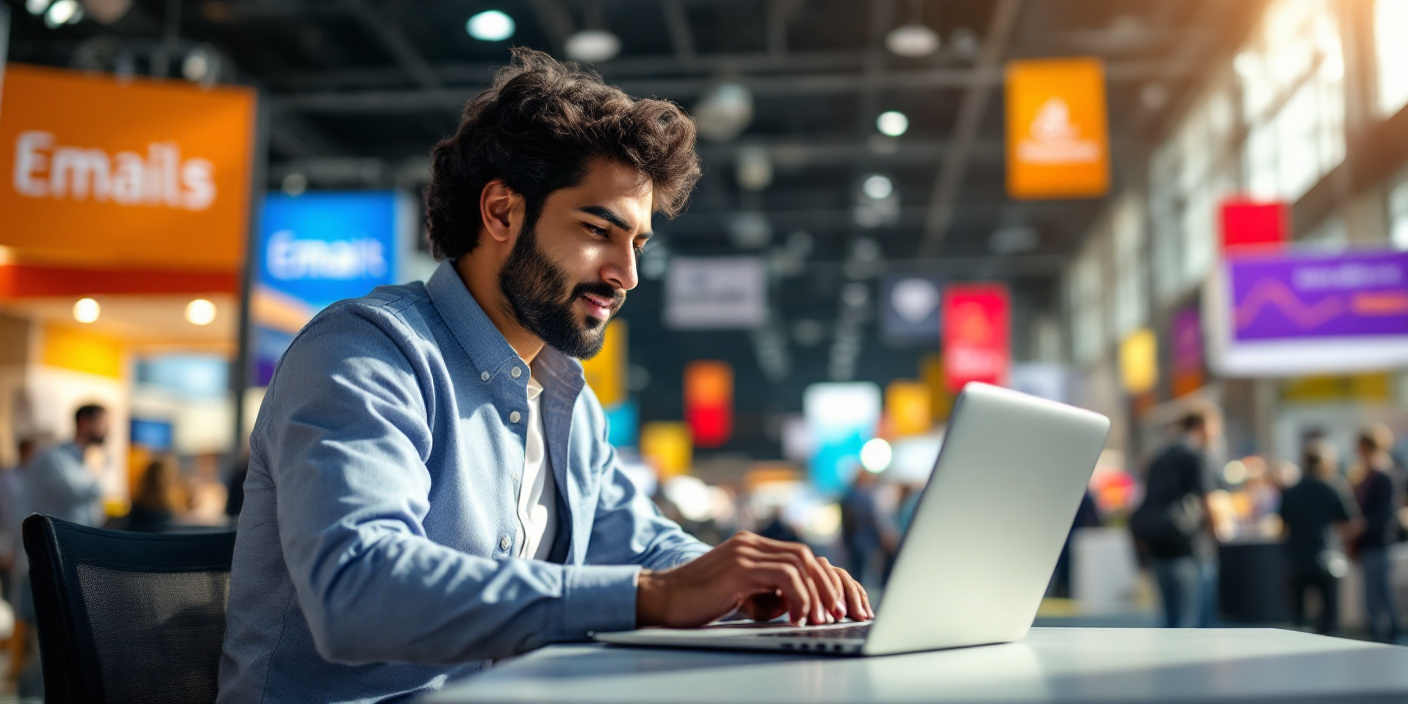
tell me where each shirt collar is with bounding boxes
[425,259,586,397]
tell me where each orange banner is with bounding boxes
[0,65,256,270]
[1005,58,1109,200]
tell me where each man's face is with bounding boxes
[81,413,109,446]
[498,159,653,359]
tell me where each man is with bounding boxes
[219,49,870,704]
[1131,409,1220,628]
[1279,440,1358,635]
[25,405,107,527]
[0,437,35,595]
[1351,424,1402,643]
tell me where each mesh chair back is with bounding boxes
[23,514,237,704]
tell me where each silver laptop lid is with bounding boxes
[863,382,1110,655]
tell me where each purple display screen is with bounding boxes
[1229,251,1408,342]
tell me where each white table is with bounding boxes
[425,627,1408,703]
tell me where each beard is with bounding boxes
[497,221,623,360]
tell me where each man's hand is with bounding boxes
[635,531,874,628]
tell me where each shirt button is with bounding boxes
[480,371,490,382]
[499,536,511,551]
[509,411,521,423]
[511,471,521,482]
[511,366,522,379]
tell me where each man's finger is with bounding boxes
[736,546,827,624]
[746,562,811,626]
[751,540,843,621]
[818,557,848,619]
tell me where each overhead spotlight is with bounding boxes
[81,0,133,25]
[182,46,218,86]
[185,299,217,326]
[885,23,940,58]
[735,145,773,191]
[862,174,893,200]
[26,0,51,15]
[949,27,979,59]
[564,29,621,63]
[73,298,100,324]
[467,10,515,41]
[876,110,909,137]
[282,173,308,197]
[694,82,754,142]
[44,0,83,27]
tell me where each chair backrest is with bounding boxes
[22,514,237,704]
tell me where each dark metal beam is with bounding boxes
[918,0,1021,255]
[270,57,1191,113]
[661,0,696,62]
[343,0,443,91]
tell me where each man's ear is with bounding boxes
[479,179,521,245]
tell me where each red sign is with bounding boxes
[684,361,733,448]
[1220,200,1287,252]
[942,283,1011,392]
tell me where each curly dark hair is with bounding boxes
[424,48,701,260]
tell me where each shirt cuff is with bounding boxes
[562,564,642,636]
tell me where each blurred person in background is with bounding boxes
[25,404,107,528]
[841,468,899,588]
[219,49,869,703]
[1050,491,1102,599]
[1130,409,1220,628]
[1278,440,1359,635]
[119,458,186,533]
[1351,424,1403,643]
[0,437,37,598]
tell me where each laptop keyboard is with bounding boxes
[758,623,872,640]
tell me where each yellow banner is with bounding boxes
[580,321,627,406]
[921,354,952,423]
[640,421,691,477]
[886,380,932,437]
[1119,328,1158,395]
[1006,57,1110,199]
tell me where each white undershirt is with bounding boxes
[516,373,558,561]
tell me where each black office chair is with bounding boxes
[22,514,237,704]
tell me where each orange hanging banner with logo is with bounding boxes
[0,65,256,270]
[1005,57,1109,200]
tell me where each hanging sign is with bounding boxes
[1220,199,1287,252]
[684,360,733,448]
[1005,57,1110,199]
[0,64,255,270]
[942,283,1011,392]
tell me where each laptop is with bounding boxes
[594,382,1110,657]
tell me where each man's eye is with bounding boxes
[588,225,609,238]
[633,243,646,256]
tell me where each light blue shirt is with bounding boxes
[24,442,102,528]
[218,260,710,703]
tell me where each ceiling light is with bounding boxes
[862,174,893,200]
[282,173,308,197]
[45,0,82,27]
[735,145,773,191]
[860,438,893,473]
[694,82,754,142]
[876,110,909,137]
[564,29,621,63]
[185,299,217,326]
[885,23,940,58]
[73,298,100,324]
[182,47,217,85]
[26,0,51,15]
[467,10,515,41]
[83,0,133,25]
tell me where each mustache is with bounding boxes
[570,281,626,309]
